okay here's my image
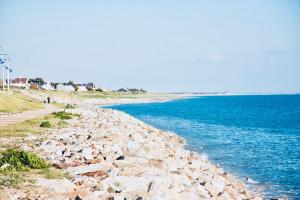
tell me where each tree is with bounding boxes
[28,77,45,85]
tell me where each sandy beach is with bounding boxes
[0,100,262,199]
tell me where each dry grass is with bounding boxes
[0,91,43,113]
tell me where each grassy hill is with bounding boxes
[0,91,43,113]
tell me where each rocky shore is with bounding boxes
[1,107,262,200]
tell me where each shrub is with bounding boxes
[0,149,49,171]
[40,121,51,128]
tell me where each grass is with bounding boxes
[0,91,43,113]
[0,111,78,138]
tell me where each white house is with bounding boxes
[41,81,55,91]
[56,84,75,92]
[77,85,87,91]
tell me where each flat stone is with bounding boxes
[66,163,106,176]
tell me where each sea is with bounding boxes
[107,95,300,199]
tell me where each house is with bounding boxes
[41,81,55,91]
[11,77,29,89]
[86,82,95,91]
[56,84,75,92]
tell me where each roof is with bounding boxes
[11,77,28,84]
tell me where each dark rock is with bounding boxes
[147,182,153,192]
[68,152,75,158]
[136,197,142,200]
[75,194,82,200]
[200,181,206,186]
[116,156,125,160]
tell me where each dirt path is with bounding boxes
[0,104,59,127]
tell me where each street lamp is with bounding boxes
[5,67,13,92]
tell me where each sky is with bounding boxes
[0,0,300,93]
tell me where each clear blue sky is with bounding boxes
[0,0,299,93]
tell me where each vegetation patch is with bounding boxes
[0,171,25,188]
[0,149,70,188]
[52,111,80,120]
[0,148,49,171]
[39,168,72,179]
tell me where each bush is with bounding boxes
[0,149,49,171]
[40,121,51,128]
[65,104,75,109]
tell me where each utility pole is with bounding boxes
[0,46,12,93]
[0,46,4,92]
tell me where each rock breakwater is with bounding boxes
[1,107,262,199]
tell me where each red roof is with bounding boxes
[11,77,28,84]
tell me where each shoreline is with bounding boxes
[82,93,197,107]
[105,98,265,197]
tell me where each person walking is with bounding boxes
[47,96,50,104]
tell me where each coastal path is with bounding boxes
[0,104,58,127]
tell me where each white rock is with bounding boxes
[36,178,76,193]
[114,176,149,192]
[81,148,94,160]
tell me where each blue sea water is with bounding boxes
[107,95,300,199]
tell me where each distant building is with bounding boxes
[86,82,95,91]
[11,77,29,89]
[56,84,75,92]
